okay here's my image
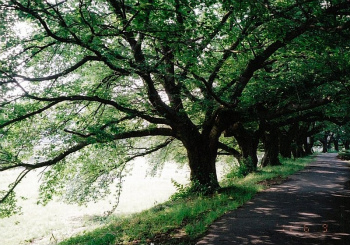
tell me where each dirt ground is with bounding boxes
[196,153,350,245]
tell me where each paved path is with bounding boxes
[197,153,350,245]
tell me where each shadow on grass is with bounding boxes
[197,154,350,245]
[59,156,316,245]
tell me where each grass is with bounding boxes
[337,150,350,160]
[1,160,190,245]
[59,155,314,245]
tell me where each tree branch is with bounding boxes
[0,169,31,203]
[0,101,60,129]
[24,94,170,125]
[14,56,100,81]
[217,142,242,160]
[0,127,174,173]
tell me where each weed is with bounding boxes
[169,177,217,201]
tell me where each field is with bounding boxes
[0,158,231,245]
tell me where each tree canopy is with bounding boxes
[1,0,350,217]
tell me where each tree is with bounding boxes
[224,121,260,171]
[339,123,350,150]
[1,0,350,216]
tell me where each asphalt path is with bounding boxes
[196,153,350,245]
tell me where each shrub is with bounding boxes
[337,150,350,160]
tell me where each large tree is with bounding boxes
[1,0,350,215]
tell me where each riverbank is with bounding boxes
[0,158,232,245]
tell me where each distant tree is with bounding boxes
[339,123,350,150]
[315,121,350,152]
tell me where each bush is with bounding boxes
[337,150,350,160]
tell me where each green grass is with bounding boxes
[337,150,350,160]
[59,156,313,245]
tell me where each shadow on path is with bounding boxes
[196,153,350,245]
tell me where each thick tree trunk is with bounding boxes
[305,136,314,155]
[279,131,292,158]
[294,137,306,158]
[328,133,334,151]
[240,140,259,172]
[320,133,329,153]
[280,123,300,159]
[180,127,220,192]
[322,141,328,153]
[177,108,240,192]
[261,128,281,167]
[294,124,314,158]
[228,122,259,172]
[186,143,220,191]
[344,140,350,150]
[334,136,339,152]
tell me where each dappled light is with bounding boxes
[197,154,350,244]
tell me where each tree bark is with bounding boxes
[294,137,306,158]
[321,140,328,153]
[319,132,329,153]
[226,122,259,172]
[333,136,339,152]
[295,124,314,158]
[328,133,334,151]
[279,124,301,158]
[178,123,221,192]
[261,127,281,167]
[186,143,219,191]
[279,130,293,158]
[279,139,292,158]
[305,136,314,155]
[344,140,350,150]
[240,140,259,171]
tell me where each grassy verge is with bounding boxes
[337,150,350,160]
[59,156,313,245]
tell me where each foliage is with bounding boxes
[225,156,255,179]
[337,150,350,160]
[169,176,218,201]
[239,156,256,177]
[0,0,350,216]
[0,190,21,218]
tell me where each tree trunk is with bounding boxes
[280,124,299,159]
[294,137,306,158]
[228,122,259,172]
[344,140,350,150]
[177,109,240,192]
[328,133,334,151]
[261,128,281,167]
[180,128,220,192]
[279,133,292,158]
[294,124,313,158]
[334,136,339,152]
[320,133,329,153]
[305,136,314,155]
[240,140,259,171]
[186,143,219,191]
[322,141,328,153]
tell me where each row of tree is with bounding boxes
[0,0,350,216]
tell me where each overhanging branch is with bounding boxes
[217,142,242,160]
[14,56,101,82]
[0,127,174,172]
[24,94,170,125]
